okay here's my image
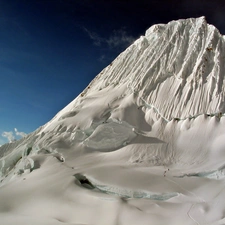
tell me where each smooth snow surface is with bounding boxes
[1,17,225,225]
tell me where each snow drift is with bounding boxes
[1,17,225,225]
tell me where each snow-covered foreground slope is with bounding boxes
[1,17,225,225]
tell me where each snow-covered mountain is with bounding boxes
[1,17,225,225]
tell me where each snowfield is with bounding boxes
[1,17,225,225]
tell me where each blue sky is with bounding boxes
[1,0,225,145]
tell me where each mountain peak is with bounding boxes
[64,17,225,122]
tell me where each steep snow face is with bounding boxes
[1,17,225,225]
[86,16,225,119]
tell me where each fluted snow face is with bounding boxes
[88,16,225,120]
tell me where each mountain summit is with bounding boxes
[1,17,225,225]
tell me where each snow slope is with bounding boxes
[1,17,225,225]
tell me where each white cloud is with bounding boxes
[2,131,15,143]
[83,27,136,63]
[14,128,27,138]
[1,128,27,144]
[106,29,136,48]
[83,27,136,49]
[83,27,103,46]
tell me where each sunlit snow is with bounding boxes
[1,17,225,225]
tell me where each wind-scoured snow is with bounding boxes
[1,17,225,225]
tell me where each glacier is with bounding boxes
[1,17,225,225]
